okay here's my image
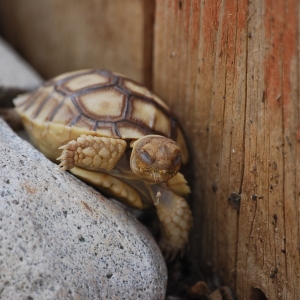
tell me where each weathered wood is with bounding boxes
[0,0,154,86]
[153,1,300,299]
[238,1,300,299]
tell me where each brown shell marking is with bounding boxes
[14,69,189,163]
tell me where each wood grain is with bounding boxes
[153,0,300,298]
[0,0,154,86]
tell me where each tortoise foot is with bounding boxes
[57,140,77,170]
[154,188,192,261]
[57,134,127,171]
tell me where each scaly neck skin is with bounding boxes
[96,152,169,206]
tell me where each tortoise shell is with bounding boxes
[14,69,189,164]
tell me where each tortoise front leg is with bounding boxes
[57,134,127,171]
[150,185,193,260]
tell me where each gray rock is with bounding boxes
[0,119,167,300]
[0,37,42,107]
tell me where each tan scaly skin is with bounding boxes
[58,134,192,259]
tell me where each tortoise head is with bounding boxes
[130,135,182,183]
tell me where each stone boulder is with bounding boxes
[0,119,167,299]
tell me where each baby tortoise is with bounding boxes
[13,69,192,260]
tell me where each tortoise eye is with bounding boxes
[140,150,153,164]
[173,153,182,166]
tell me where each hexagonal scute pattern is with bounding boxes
[14,70,187,153]
[75,88,126,122]
[58,72,113,94]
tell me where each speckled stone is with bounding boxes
[0,119,167,299]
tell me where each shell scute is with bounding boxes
[94,122,118,138]
[51,97,79,125]
[57,72,114,95]
[14,69,189,163]
[72,115,96,131]
[74,88,126,122]
[121,79,170,112]
[116,121,149,139]
[24,85,54,119]
[129,97,171,137]
[34,92,65,123]
[122,80,152,98]
[30,120,48,140]
[48,122,71,141]
[49,69,91,84]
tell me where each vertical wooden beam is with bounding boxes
[238,1,300,299]
[154,0,248,290]
[142,0,155,89]
[153,0,300,298]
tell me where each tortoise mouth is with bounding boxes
[151,172,177,183]
[134,167,178,183]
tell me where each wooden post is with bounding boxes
[153,0,300,298]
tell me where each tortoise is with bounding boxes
[13,69,192,259]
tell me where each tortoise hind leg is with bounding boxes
[58,134,127,171]
[150,185,193,260]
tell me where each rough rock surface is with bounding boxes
[0,119,167,300]
[0,37,42,107]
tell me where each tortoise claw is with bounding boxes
[58,161,75,170]
[57,150,75,170]
[57,150,73,161]
[58,140,77,151]
[58,165,71,171]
